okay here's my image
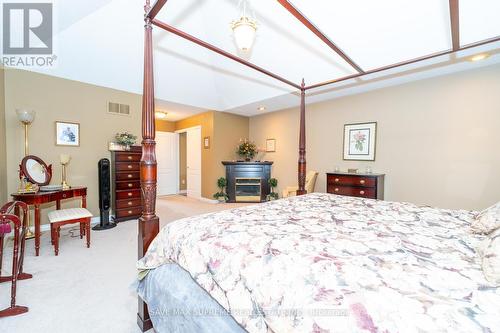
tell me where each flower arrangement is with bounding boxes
[115,132,137,149]
[237,139,257,161]
[213,177,229,202]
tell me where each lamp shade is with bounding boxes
[60,154,71,165]
[232,17,257,52]
[16,109,36,124]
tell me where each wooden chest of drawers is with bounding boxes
[112,146,143,222]
[326,172,385,200]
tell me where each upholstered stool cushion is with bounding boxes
[0,223,12,235]
[48,208,92,223]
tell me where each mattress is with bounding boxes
[138,193,500,332]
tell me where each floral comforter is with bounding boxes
[138,193,500,333]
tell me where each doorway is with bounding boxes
[176,126,202,199]
[156,131,179,196]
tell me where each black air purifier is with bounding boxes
[93,158,117,230]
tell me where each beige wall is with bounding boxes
[156,119,175,132]
[0,67,6,204]
[4,69,144,224]
[250,64,500,210]
[213,111,249,185]
[175,111,249,198]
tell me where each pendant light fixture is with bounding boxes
[231,0,257,52]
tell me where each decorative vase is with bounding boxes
[124,144,131,151]
[245,157,251,162]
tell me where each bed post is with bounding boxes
[297,79,307,195]
[137,1,159,331]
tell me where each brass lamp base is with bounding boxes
[25,228,35,240]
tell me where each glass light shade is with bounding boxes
[231,17,257,52]
[155,111,167,119]
[16,109,36,124]
[60,154,71,165]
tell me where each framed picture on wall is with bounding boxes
[55,121,80,146]
[266,139,276,152]
[203,136,210,149]
[343,122,376,161]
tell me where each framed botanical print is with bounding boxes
[266,138,276,152]
[55,121,80,146]
[343,122,377,161]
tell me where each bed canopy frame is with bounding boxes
[137,0,500,330]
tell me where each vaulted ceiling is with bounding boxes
[7,0,500,119]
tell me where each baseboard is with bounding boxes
[198,197,219,204]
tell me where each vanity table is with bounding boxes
[11,187,87,256]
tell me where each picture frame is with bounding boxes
[203,136,210,149]
[343,122,376,161]
[55,121,80,147]
[266,138,276,152]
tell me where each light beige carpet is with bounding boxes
[0,196,250,333]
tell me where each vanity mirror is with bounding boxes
[20,155,52,186]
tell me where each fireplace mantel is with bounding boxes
[222,161,273,203]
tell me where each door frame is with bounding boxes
[156,131,180,196]
[175,125,202,197]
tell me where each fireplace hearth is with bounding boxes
[222,161,273,203]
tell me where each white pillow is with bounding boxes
[481,229,500,286]
[471,202,500,235]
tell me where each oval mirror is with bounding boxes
[21,155,52,186]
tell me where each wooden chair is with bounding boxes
[282,171,318,198]
[48,208,92,256]
[0,201,32,318]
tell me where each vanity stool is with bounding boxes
[48,208,92,256]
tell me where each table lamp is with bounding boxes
[60,154,71,190]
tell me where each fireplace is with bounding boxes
[235,178,261,202]
[222,161,273,203]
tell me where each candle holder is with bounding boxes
[60,154,71,190]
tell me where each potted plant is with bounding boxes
[236,139,257,162]
[115,132,137,150]
[213,177,229,202]
[267,178,279,201]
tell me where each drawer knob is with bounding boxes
[360,190,365,195]
[360,180,365,184]
[127,165,132,169]
[128,210,133,214]
[334,188,339,192]
[128,183,133,188]
[334,178,339,182]
[127,174,133,178]
[128,192,133,197]
[127,156,132,160]
[62,194,67,198]
[128,201,133,206]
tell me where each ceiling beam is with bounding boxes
[449,0,460,51]
[146,0,168,20]
[276,0,364,73]
[152,19,302,90]
[306,35,500,90]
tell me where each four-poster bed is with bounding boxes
[137,0,500,331]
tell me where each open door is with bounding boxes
[186,127,202,199]
[156,131,179,196]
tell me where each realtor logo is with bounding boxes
[3,3,53,54]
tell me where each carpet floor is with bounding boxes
[0,196,250,333]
